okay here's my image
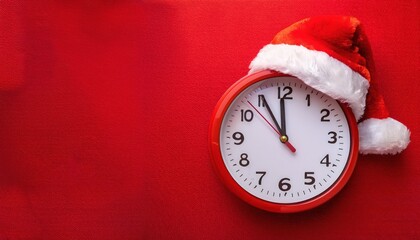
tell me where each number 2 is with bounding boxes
[278,86,293,99]
[320,109,330,122]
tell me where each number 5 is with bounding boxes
[304,172,315,185]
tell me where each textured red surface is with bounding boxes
[0,1,418,239]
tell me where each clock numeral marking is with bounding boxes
[328,131,337,144]
[239,153,250,167]
[278,86,293,99]
[320,154,331,167]
[320,109,331,122]
[232,132,244,145]
[278,178,292,191]
[240,109,253,122]
[256,171,266,185]
[258,95,266,107]
[305,94,310,106]
[304,172,316,185]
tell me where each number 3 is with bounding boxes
[328,131,337,144]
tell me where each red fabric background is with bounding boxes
[0,0,419,239]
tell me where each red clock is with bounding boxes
[209,70,359,213]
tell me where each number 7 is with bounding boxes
[256,171,266,185]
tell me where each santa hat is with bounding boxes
[249,16,410,155]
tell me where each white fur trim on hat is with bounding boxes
[358,117,410,154]
[249,44,370,121]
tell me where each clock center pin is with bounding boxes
[280,135,288,143]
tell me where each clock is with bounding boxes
[209,70,359,213]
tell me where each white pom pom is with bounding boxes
[358,118,410,155]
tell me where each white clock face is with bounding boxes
[219,76,352,204]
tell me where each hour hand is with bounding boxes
[280,97,286,135]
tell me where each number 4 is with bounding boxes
[320,154,331,167]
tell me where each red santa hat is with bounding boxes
[249,16,410,155]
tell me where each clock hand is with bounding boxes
[280,97,286,135]
[262,95,290,141]
[261,96,293,149]
[247,100,296,153]
[260,95,285,136]
[247,100,280,135]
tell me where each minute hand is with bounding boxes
[247,100,296,153]
[262,95,286,137]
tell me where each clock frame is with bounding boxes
[209,70,359,213]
